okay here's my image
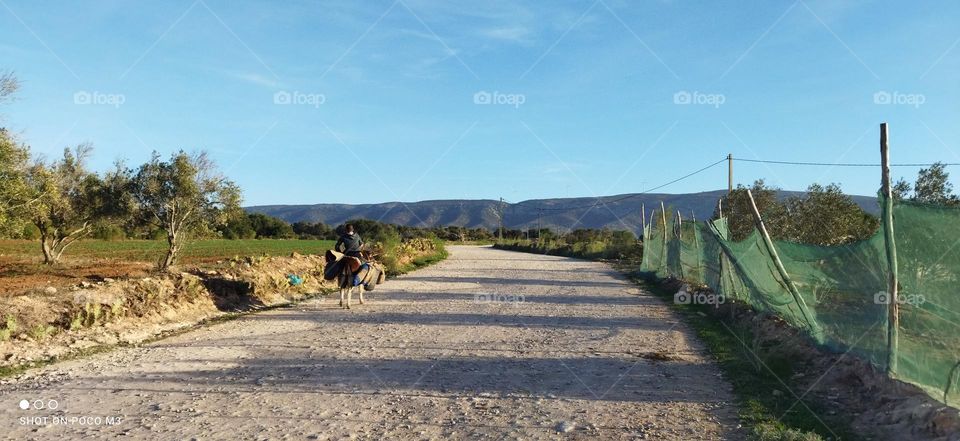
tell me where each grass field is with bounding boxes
[0,239,337,264]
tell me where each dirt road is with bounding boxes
[0,245,742,440]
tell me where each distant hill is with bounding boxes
[247,190,879,235]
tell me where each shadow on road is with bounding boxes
[72,354,718,404]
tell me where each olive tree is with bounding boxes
[781,183,878,245]
[0,128,31,235]
[0,71,27,235]
[0,70,18,105]
[25,144,113,264]
[712,179,788,241]
[131,151,241,271]
[912,162,957,205]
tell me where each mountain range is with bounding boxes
[247,190,880,235]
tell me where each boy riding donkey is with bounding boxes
[335,224,364,259]
[324,224,386,309]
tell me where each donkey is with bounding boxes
[331,252,385,309]
[337,261,364,309]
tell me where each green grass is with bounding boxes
[388,247,450,277]
[0,239,336,263]
[444,240,497,245]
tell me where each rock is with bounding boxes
[556,421,576,433]
[103,277,115,283]
[43,286,57,295]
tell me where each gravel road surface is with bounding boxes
[0,245,741,440]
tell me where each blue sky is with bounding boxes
[1,0,958,206]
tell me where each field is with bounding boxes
[0,239,336,296]
[0,239,336,263]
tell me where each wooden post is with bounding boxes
[676,210,683,240]
[676,210,684,278]
[641,203,646,235]
[880,122,900,375]
[692,211,704,287]
[661,201,668,274]
[718,198,724,219]
[746,189,822,339]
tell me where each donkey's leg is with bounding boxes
[339,286,345,307]
[359,287,365,304]
[346,286,352,309]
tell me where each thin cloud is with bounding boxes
[481,25,532,43]
[227,71,285,89]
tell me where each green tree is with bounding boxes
[291,221,335,239]
[25,144,114,264]
[131,151,241,271]
[0,71,27,235]
[0,128,30,235]
[247,212,294,238]
[713,180,788,241]
[0,70,18,106]
[220,214,256,239]
[912,162,957,205]
[782,183,879,245]
[891,178,912,201]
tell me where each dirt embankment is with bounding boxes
[0,238,445,373]
[0,252,333,371]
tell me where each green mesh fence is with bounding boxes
[640,200,960,406]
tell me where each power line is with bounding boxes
[514,157,728,212]
[734,158,960,167]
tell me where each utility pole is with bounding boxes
[536,208,542,243]
[727,153,734,193]
[497,197,505,243]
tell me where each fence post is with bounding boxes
[880,122,900,375]
[661,201,668,275]
[676,210,683,240]
[746,189,823,340]
[649,209,656,240]
[641,203,646,235]
[676,211,685,279]
[693,214,704,287]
